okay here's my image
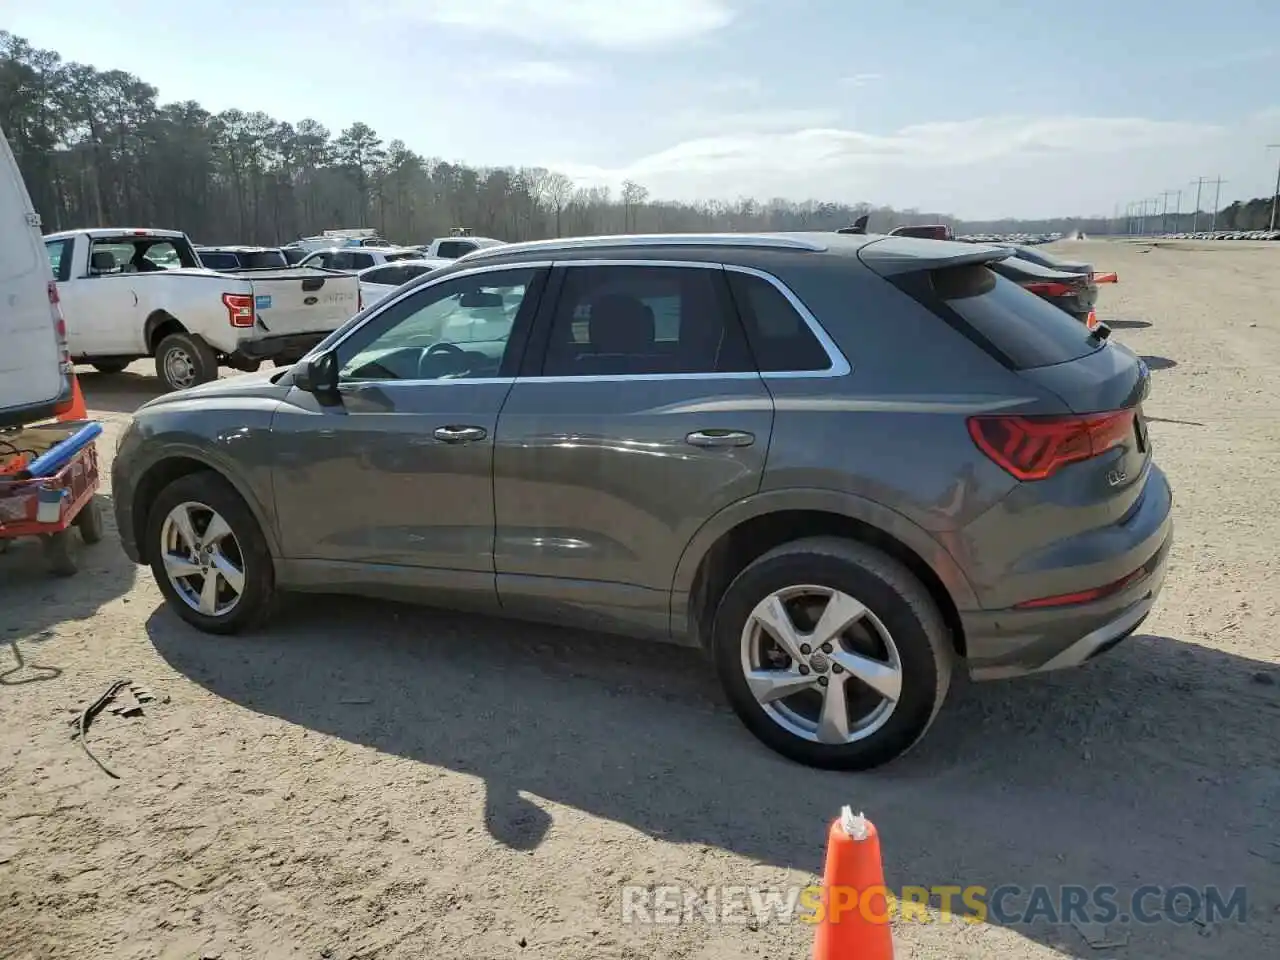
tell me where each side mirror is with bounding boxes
[294,350,340,403]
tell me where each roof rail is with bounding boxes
[459,233,829,260]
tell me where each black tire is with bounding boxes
[42,530,78,577]
[155,332,218,391]
[711,536,953,771]
[91,360,130,374]
[74,494,105,544]
[145,471,276,634]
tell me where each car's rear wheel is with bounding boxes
[155,332,217,391]
[145,471,275,634]
[711,537,953,770]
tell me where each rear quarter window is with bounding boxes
[911,264,1099,370]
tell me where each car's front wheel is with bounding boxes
[712,537,953,770]
[145,471,275,634]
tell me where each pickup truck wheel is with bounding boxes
[156,332,217,391]
[91,360,130,374]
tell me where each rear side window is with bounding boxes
[915,265,1098,370]
[541,265,754,377]
[726,270,831,372]
[45,238,72,282]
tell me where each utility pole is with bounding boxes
[1209,177,1226,231]
[1172,189,1182,233]
[1190,176,1210,232]
[1159,191,1176,234]
[1268,145,1280,232]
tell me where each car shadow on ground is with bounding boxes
[77,370,167,415]
[0,493,137,681]
[1140,355,1178,371]
[148,595,1279,957]
[1104,319,1153,330]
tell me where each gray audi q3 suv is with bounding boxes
[112,232,1172,769]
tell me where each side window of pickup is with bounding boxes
[44,238,72,282]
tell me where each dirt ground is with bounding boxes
[1,239,1277,959]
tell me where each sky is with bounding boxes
[3,0,1279,220]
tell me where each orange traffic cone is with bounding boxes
[55,372,87,422]
[812,807,894,960]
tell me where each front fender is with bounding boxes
[118,401,281,559]
[668,486,980,636]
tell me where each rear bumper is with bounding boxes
[962,468,1173,680]
[963,532,1170,680]
[232,333,326,364]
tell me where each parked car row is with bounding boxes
[1156,230,1280,241]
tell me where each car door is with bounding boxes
[60,239,145,356]
[492,260,774,639]
[269,263,549,608]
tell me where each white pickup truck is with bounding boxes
[42,228,362,391]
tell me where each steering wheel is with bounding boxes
[426,342,466,358]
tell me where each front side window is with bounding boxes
[540,265,754,377]
[339,268,538,382]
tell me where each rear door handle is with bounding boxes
[433,425,487,443]
[685,429,755,448]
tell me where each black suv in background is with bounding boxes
[195,246,290,271]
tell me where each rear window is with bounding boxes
[240,250,287,269]
[199,251,239,270]
[920,265,1098,370]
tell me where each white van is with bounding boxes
[0,124,69,428]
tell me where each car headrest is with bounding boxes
[587,294,655,353]
[90,250,117,272]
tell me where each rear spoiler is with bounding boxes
[856,236,1012,277]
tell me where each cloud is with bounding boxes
[664,106,844,137]
[550,113,1242,218]
[707,75,763,96]
[371,0,736,50]
[491,60,587,86]
[840,73,883,87]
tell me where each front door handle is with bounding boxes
[686,429,755,448]
[433,425,488,443]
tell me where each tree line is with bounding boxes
[1,31,1274,245]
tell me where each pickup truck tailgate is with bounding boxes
[247,270,359,336]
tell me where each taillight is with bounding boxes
[967,409,1136,481]
[1023,281,1078,297]
[222,292,256,327]
[48,281,72,373]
